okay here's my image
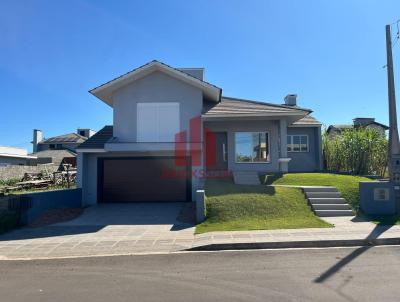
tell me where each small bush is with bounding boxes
[0,178,20,187]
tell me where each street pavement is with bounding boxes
[1,246,400,301]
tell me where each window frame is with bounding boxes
[234,131,271,164]
[287,134,309,153]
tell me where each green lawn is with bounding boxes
[195,178,331,234]
[266,173,374,213]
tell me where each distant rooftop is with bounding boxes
[0,146,36,159]
[40,133,87,144]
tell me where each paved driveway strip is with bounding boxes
[1,206,400,260]
[0,203,196,259]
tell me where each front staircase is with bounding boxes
[303,187,354,217]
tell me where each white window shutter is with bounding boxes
[137,103,180,142]
[158,103,179,142]
[137,103,158,142]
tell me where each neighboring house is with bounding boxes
[77,60,323,205]
[0,146,37,167]
[31,129,95,168]
[327,118,389,138]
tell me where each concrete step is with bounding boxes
[233,171,260,185]
[305,192,341,198]
[302,187,338,193]
[312,204,351,210]
[314,209,354,217]
[308,198,347,205]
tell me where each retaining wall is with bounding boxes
[18,189,82,225]
[0,165,57,180]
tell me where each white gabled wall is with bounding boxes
[112,71,203,143]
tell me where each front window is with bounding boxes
[287,135,309,152]
[235,132,269,163]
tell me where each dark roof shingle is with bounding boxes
[40,133,87,144]
[76,126,113,149]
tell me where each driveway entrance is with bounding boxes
[0,203,195,260]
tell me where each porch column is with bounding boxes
[279,119,288,158]
[279,119,290,173]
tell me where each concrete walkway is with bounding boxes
[1,207,400,260]
[0,203,195,260]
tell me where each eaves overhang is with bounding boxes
[89,60,222,107]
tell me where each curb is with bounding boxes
[187,237,400,251]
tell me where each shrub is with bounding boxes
[0,178,20,187]
[323,127,388,177]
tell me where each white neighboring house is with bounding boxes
[0,146,37,167]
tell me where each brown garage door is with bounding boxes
[99,157,190,202]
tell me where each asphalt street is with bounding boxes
[1,246,400,302]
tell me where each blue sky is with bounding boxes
[1,0,400,151]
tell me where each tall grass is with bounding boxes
[323,127,387,177]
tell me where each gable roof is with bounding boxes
[327,121,389,133]
[203,96,312,118]
[291,114,321,126]
[39,133,87,144]
[90,60,222,106]
[31,149,77,158]
[365,121,389,129]
[76,126,113,150]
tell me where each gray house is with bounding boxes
[327,118,389,138]
[31,129,95,168]
[77,60,322,205]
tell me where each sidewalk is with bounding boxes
[0,216,399,260]
[191,217,400,251]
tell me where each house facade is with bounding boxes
[0,146,37,167]
[327,117,389,138]
[77,60,322,205]
[31,129,95,168]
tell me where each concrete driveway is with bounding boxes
[0,203,195,260]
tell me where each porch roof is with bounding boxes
[76,126,113,150]
[290,114,321,127]
[202,96,312,120]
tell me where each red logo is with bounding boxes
[164,115,231,179]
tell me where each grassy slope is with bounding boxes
[268,173,373,213]
[196,178,331,234]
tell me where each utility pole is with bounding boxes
[386,24,400,181]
